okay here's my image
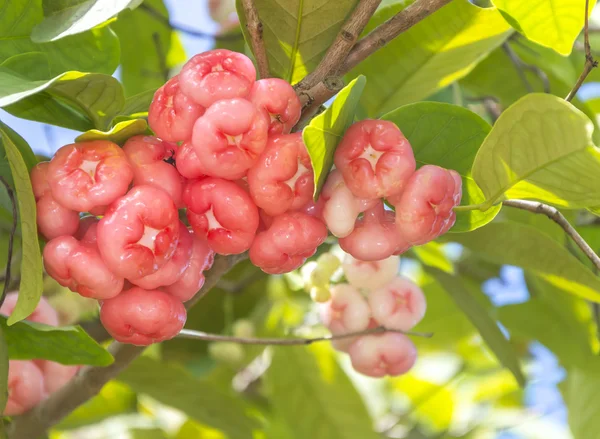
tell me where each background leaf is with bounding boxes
[427,268,526,387]
[0,125,43,325]
[491,0,592,56]
[32,0,142,42]
[118,356,259,437]
[348,0,510,117]
[449,221,600,302]
[265,343,379,439]
[560,359,600,439]
[236,0,359,83]
[303,75,366,199]
[381,102,500,231]
[472,93,600,210]
[75,119,149,144]
[0,316,114,366]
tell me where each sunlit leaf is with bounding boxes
[303,75,366,199]
[349,0,510,116]
[411,242,454,274]
[75,119,149,144]
[381,101,500,231]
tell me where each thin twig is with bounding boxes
[566,0,597,102]
[240,0,270,78]
[297,0,383,91]
[503,200,600,272]
[177,326,433,345]
[0,177,16,310]
[139,3,244,41]
[6,254,247,439]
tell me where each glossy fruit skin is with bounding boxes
[341,254,399,291]
[368,276,427,331]
[190,98,269,180]
[247,133,314,216]
[339,202,409,261]
[130,222,193,290]
[249,211,327,274]
[100,287,187,346]
[46,140,133,212]
[123,135,186,207]
[348,333,417,377]
[179,49,256,107]
[162,234,214,302]
[97,185,180,280]
[184,177,259,255]
[334,120,416,200]
[3,361,46,416]
[248,78,302,134]
[148,75,205,142]
[321,170,377,238]
[31,162,79,240]
[175,141,205,179]
[393,165,462,245]
[318,283,371,352]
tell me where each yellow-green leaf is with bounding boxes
[491,0,594,56]
[0,126,43,325]
[349,0,511,117]
[75,119,149,144]
[236,0,359,83]
[303,75,366,199]
[472,93,600,210]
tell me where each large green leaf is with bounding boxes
[348,0,511,117]
[118,357,258,437]
[75,119,149,144]
[236,0,359,83]
[0,316,114,366]
[1,70,125,131]
[499,275,596,368]
[265,343,379,439]
[303,75,366,199]
[0,0,119,76]
[491,0,592,56]
[32,0,142,42]
[472,93,600,210]
[381,102,500,232]
[449,221,600,302]
[0,126,43,325]
[560,359,600,439]
[112,0,186,97]
[428,268,525,387]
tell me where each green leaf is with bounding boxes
[32,0,142,42]
[499,275,596,368]
[118,357,258,437]
[120,88,156,117]
[560,358,600,439]
[411,242,454,274]
[75,119,149,144]
[0,316,114,366]
[265,343,379,439]
[0,322,8,414]
[472,94,600,210]
[381,101,500,231]
[0,1,119,77]
[449,221,600,303]
[2,71,126,131]
[0,125,43,325]
[0,121,38,175]
[303,75,366,199]
[491,0,592,56]
[236,0,359,83]
[348,0,510,117]
[427,268,526,387]
[112,0,186,97]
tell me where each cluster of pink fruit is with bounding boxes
[319,255,426,377]
[0,294,80,416]
[28,48,461,348]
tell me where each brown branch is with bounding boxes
[295,77,345,129]
[240,0,270,79]
[6,253,247,439]
[0,177,16,310]
[177,326,433,345]
[297,0,383,91]
[566,0,597,102]
[503,200,600,272]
